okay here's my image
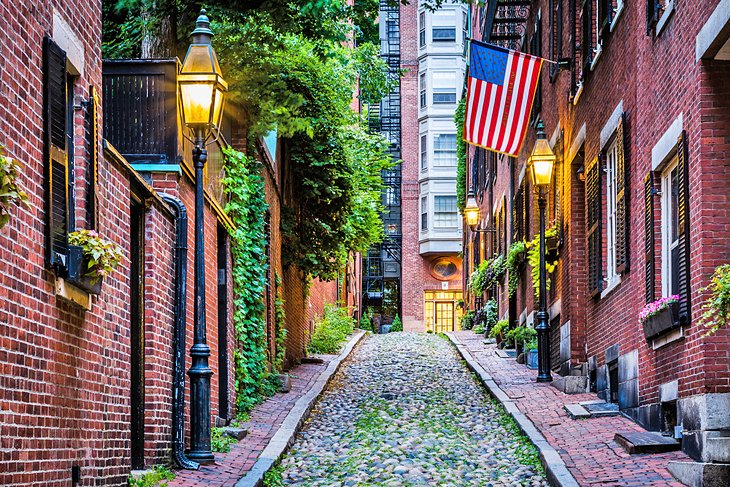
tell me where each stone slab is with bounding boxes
[300,357,325,364]
[564,403,591,420]
[221,427,248,441]
[614,431,681,454]
[668,461,730,487]
[495,349,517,358]
[234,330,366,487]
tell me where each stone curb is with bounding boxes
[234,330,367,487]
[445,333,581,487]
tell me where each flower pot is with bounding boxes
[642,301,680,340]
[65,245,103,295]
[526,349,539,369]
[546,234,559,252]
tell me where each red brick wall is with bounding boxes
[0,1,139,485]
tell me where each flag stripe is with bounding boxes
[464,41,544,157]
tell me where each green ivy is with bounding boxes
[526,224,560,299]
[222,148,278,415]
[211,427,238,453]
[273,273,287,373]
[506,240,527,298]
[698,264,730,335]
[455,96,467,212]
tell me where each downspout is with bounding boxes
[161,194,200,470]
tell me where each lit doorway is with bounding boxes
[424,291,463,332]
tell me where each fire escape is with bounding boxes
[482,0,531,50]
[362,0,402,318]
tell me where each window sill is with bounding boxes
[610,4,624,32]
[656,2,675,36]
[600,275,622,300]
[651,326,684,350]
[590,45,603,71]
[573,81,584,106]
[56,277,92,310]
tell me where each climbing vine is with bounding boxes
[526,224,560,299]
[273,273,287,373]
[222,148,278,415]
[455,96,467,212]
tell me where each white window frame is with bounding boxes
[419,72,427,109]
[661,156,680,298]
[433,195,459,229]
[420,134,428,171]
[419,11,426,48]
[421,195,428,232]
[604,137,619,287]
[433,133,457,167]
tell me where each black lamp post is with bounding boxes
[527,120,556,383]
[178,9,227,463]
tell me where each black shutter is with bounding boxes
[615,113,629,274]
[676,131,691,323]
[43,37,69,270]
[581,0,593,75]
[87,85,99,230]
[586,156,602,297]
[644,172,655,303]
[597,0,612,39]
[647,0,659,35]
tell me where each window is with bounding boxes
[419,11,426,47]
[605,138,619,284]
[433,134,457,167]
[463,11,469,47]
[529,15,542,122]
[596,0,612,41]
[432,71,457,104]
[421,196,428,231]
[420,73,427,108]
[420,134,428,170]
[433,27,456,42]
[581,0,593,77]
[661,157,680,298]
[434,195,459,228]
[43,36,73,270]
[647,0,674,36]
[549,0,563,81]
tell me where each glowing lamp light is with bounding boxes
[179,10,227,132]
[464,194,480,230]
[527,120,556,190]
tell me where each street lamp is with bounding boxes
[527,120,556,383]
[464,191,496,233]
[179,9,227,464]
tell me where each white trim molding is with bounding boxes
[651,113,683,172]
[599,101,624,150]
[569,123,587,163]
[696,0,730,61]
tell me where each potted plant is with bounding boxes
[67,230,123,294]
[460,310,475,330]
[489,319,508,345]
[525,337,539,369]
[506,325,536,356]
[483,298,498,335]
[527,224,560,299]
[506,241,527,297]
[0,145,29,229]
[639,295,681,340]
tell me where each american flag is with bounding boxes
[464,40,543,157]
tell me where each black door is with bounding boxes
[217,225,229,421]
[130,193,145,469]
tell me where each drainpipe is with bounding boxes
[161,194,200,470]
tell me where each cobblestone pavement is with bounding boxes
[279,333,548,486]
[450,331,689,487]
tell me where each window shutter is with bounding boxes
[676,131,691,323]
[615,113,629,274]
[581,0,593,74]
[644,172,655,303]
[43,37,69,270]
[646,0,659,35]
[87,85,99,230]
[598,0,612,38]
[586,155,602,297]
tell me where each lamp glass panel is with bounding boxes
[465,207,479,227]
[532,159,554,187]
[212,86,225,128]
[180,82,214,127]
[181,45,216,74]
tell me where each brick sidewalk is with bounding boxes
[451,331,690,487]
[167,358,335,487]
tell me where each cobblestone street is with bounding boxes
[278,333,548,486]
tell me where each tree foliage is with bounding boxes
[455,96,467,212]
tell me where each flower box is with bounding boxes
[526,349,539,369]
[642,301,680,340]
[65,245,103,295]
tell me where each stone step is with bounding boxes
[564,403,591,419]
[614,431,681,454]
[220,427,248,441]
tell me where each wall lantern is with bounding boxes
[527,120,556,190]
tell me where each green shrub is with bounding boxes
[211,427,238,453]
[308,305,355,354]
[699,264,730,335]
[505,325,537,349]
[489,319,509,339]
[460,310,475,330]
[359,307,373,331]
[484,299,499,330]
[128,466,175,487]
[472,322,485,334]
[525,337,538,351]
[390,314,403,332]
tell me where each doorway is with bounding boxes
[130,193,145,469]
[217,224,229,422]
[424,290,463,332]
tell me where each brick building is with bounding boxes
[465,0,730,477]
[365,0,468,332]
[0,2,355,485]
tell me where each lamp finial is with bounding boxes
[535,119,546,139]
[191,8,214,44]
